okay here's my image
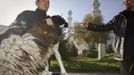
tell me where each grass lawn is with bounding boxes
[50,54,120,73]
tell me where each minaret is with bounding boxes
[67,10,72,27]
[67,10,73,49]
[92,0,101,16]
[67,10,73,39]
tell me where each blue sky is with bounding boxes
[0,0,123,26]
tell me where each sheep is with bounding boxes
[0,15,68,75]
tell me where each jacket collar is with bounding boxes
[35,8,47,17]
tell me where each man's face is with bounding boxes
[123,0,134,10]
[36,0,50,11]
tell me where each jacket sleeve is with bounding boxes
[87,16,116,32]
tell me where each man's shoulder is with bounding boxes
[20,10,35,15]
[112,11,126,20]
[118,10,130,18]
[119,10,128,15]
[17,10,36,19]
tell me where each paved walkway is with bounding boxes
[68,73,120,75]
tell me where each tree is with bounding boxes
[58,39,78,61]
[83,13,108,60]
[69,22,90,55]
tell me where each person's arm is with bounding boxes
[82,16,116,32]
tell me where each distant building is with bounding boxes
[92,0,101,16]
[67,10,73,27]
[67,10,73,39]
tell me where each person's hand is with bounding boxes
[46,18,54,26]
[80,21,89,29]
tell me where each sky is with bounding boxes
[0,0,123,26]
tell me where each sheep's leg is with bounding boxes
[53,43,67,75]
[44,60,49,71]
[40,61,52,75]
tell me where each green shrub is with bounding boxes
[82,50,98,58]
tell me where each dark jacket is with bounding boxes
[87,10,129,61]
[10,9,48,30]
